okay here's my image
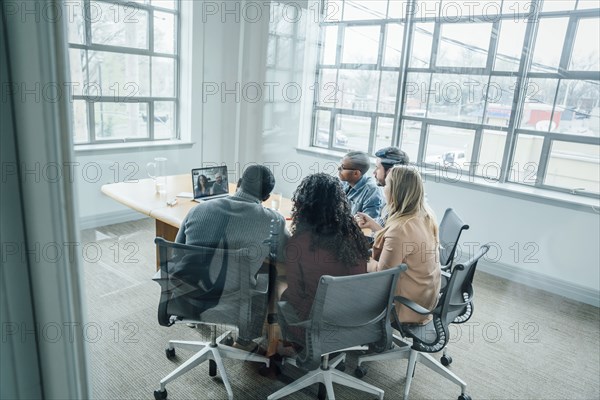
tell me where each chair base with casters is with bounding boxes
[153,325,270,400]
[268,352,384,400]
[357,335,470,400]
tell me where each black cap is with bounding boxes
[375,147,409,168]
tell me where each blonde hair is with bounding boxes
[378,166,438,240]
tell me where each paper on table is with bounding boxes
[176,192,193,198]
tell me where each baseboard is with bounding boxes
[472,258,600,308]
[78,210,148,230]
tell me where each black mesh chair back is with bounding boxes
[401,244,489,353]
[280,266,403,371]
[154,237,271,341]
[439,208,470,269]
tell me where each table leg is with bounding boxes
[155,220,179,270]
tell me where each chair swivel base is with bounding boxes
[154,331,269,400]
[358,339,468,400]
[268,353,384,400]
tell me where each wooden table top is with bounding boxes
[101,174,293,229]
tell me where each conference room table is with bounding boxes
[101,174,293,264]
[101,173,292,356]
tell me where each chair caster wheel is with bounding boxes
[354,365,368,378]
[209,359,217,376]
[223,336,234,346]
[335,361,346,372]
[154,389,167,400]
[441,355,453,366]
[165,348,175,360]
[458,394,471,400]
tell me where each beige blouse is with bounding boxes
[371,213,441,325]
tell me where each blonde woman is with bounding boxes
[368,166,441,325]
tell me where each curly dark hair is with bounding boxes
[291,173,371,267]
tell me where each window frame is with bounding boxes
[68,0,180,145]
[310,0,600,199]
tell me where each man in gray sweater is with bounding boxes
[176,164,288,261]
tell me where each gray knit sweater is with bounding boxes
[175,190,288,261]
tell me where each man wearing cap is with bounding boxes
[355,146,410,232]
[338,151,385,219]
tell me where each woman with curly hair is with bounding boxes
[368,165,441,325]
[280,173,371,322]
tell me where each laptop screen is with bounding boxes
[191,166,229,199]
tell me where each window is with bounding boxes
[311,0,600,198]
[67,0,179,144]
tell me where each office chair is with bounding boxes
[356,244,490,400]
[439,208,470,271]
[267,266,405,400]
[152,235,276,400]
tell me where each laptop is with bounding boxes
[191,165,230,203]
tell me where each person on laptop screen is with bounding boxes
[210,172,227,195]
[195,174,211,197]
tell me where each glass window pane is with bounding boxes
[341,26,380,64]
[324,0,343,22]
[317,69,338,107]
[494,19,527,71]
[570,19,600,71]
[375,117,394,151]
[343,0,388,20]
[378,72,399,113]
[578,0,600,9]
[542,0,575,12]
[383,23,404,67]
[151,0,177,10]
[91,2,148,49]
[545,142,600,194]
[425,125,475,170]
[476,130,507,179]
[388,0,407,18]
[277,37,292,69]
[409,23,434,68]
[67,0,85,44]
[413,0,440,20]
[404,72,430,118]
[335,114,371,150]
[69,49,86,96]
[554,80,600,136]
[267,35,276,66]
[153,101,175,139]
[152,57,175,97]
[338,69,380,112]
[401,120,421,163]
[428,74,488,124]
[314,110,332,148]
[88,51,150,97]
[439,0,502,18]
[94,102,148,140]
[531,18,569,73]
[519,78,559,131]
[72,100,89,144]
[437,23,492,68]
[509,134,543,185]
[322,26,338,65]
[154,11,175,54]
[484,76,517,127]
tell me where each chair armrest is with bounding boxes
[394,296,432,315]
[277,301,310,328]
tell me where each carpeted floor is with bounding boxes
[80,218,600,399]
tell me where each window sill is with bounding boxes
[296,146,600,214]
[74,140,195,153]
